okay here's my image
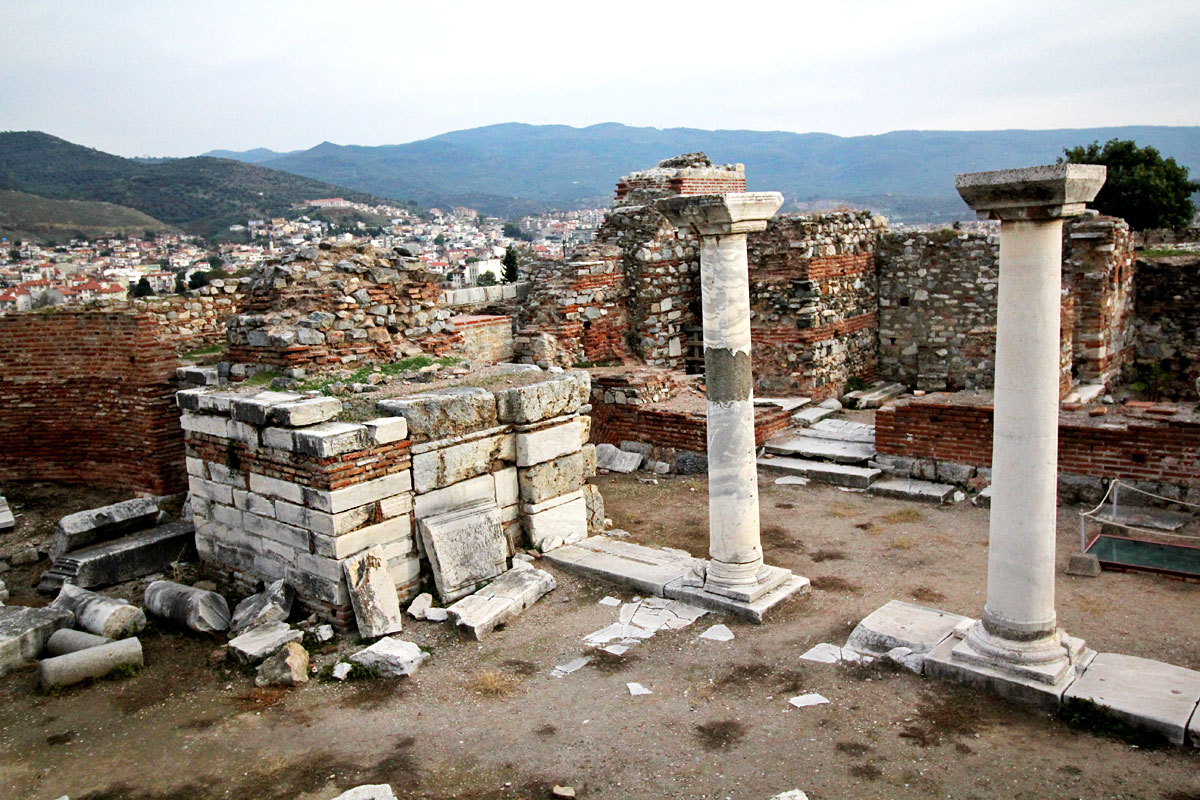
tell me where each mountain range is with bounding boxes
[206,122,1200,222]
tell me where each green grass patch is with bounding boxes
[104,663,140,681]
[1140,247,1196,258]
[182,343,223,359]
[243,369,284,387]
[318,661,377,682]
[297,356,460,394]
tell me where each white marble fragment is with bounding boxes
[799,643,842,663]
[598,596,621,607]
[698,624,734,642]
[551,656,590,677]
[626,682,652,696]
[788,693,830,708]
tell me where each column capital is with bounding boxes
[656,192,784,236]
[955,164,1106,221]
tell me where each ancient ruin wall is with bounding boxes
[105,280,247,348]
[1063,215,1136,386]
[0,310,185,495]
[451,315,514,364]
[1132,254,1200,400]
[747,212,884,398]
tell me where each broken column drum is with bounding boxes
[657,193,795,602]
[952,164,1106,686]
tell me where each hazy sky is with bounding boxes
[2,0,1198,157]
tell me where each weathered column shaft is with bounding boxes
[985,219,1064,638]
[701,232,763,576]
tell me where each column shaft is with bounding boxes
[984,219,1064,639]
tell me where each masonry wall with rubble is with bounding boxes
[179,370,601,626]
[1131,254,1200,399]
[747,212,885,399]
[874,392,1200,503]
[0,309,185,495]
[106,279,248,348]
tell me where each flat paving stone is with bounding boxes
[844,600,971,656]
[763,435,875,464]
[791,407,836,426]
[844,381,906,409]
[754,397,811,413]
[541,536,699,597]
[1095,505,1194,532]
[868,478,959,504]
[757,456,881,489]
[804,418,876,444]
[1063,652,1200,745]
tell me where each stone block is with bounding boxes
[233,490,276,518]
[377,387,497,443]
[1063,652,1200,745]
[52,497,160,558]
[228,621,303,664]
[293,422,370,458]
[419,501,507,603]
[0,495,14,533]
[413,473,495,520]
[844,600,971,656]
[49,585,145,639]
[144,580,231,634]
[0,606,74,675]
[343,546,404,638]
[583,484,605,532]
[379,493,414,519]
[267,397,342,427]
[208,462,248,488]
[286,567,350,607]
[230,579,294,635]
[38,522,199,593]
[595,443,642,474]
[494,372,590,424]
[304,472,412,514]
[180,411,230,438]
[523,492,588,552]
[255,640,309,687]
[412,434,514,493]
[248,473,305,505]
[189,476,233,505]
[276,501,372,536]
[365,416,408,445]
[230,391,304,425]
[349,636,427,677]
[580,444,597,478]
[313,515,412,560]
[446,562,556,639]
[518,451,585,505]
[515,419,582,467]
[867,478,957,504]
[1067,553,1101,577]
[493,466,519,508]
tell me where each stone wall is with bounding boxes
[614,155,745,207]
[108,280,247,348]
[874,392,1200,501]
[225,242,457,370]
[747,212,885,398]
[180,370,600,625]
[1063,215,1136,386]
[1131,254,1200,400]
[452,315,514,364]
[0,309,185,495]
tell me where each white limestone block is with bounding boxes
[349,637,428,677]
[419,502,507,603]
[343,546,404,639]
[413,473,495,520]
[304,472,412,514]
[524,493,588,552]
[412,434,514,493]
[365,416,408,445]
[515,419,582,467]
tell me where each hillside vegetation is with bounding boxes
[0,132,388,236]
[0,189,175,243]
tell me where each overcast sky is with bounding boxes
[2,0,1198,158]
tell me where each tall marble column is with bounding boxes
[949,164,1106,692]
[658,193,804,609]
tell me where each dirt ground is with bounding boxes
[1,473,1198,800]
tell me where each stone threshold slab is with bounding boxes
[867,478,960,505]
[763,435,875,464]
[757,456,881,489]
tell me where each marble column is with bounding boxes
[657,193,798,604]
[951,164,1106,687]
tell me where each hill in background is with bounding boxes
[0,189,175,243]
[233,122,1200,222]
[0,132,389,237]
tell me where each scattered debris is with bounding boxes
[0,605,74,675]
[45,629,111,657]
[316,624,334,642]
[602,644,629,656]
[406,592,433,620]
[768,791,809,800]
[255,641,310,687]
[332,662,353,681]
[38,637,143,691]
[788,693,830,709]
[227,621,302,664]
[626,682,652,696]
[49,585,146,639]
[598,596,621,607]
[144,580,231,634]
[349,637,428,678]
[799,643,842,664]
[595,443,643,473]
[551,657,590,677]
[229,579,293,635]
[331,784,398,800]
[699,624,734,642]
[551,786,576,799]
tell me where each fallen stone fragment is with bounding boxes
[332,662,353,681]
[774,476,809,486]
[799,642,842,664]
[144,580,230,634]
[602,644,629,656]
[52,497,159,558]
[0,578,8,604]
[595,443,642,474]
[447,562,556,639]
[316,624,334,642]
[45,629,111,657]
[331,784,398,800]
[406,592,433,620]
[227,621,302,664]
[551,656,590,677]
[349,637,428,677]
[38,637,143,691]
[1067,553,1101,577]
[0,495,14,532]
[10,544,38,566]
[230,579,293,635]
[38,521,197,593]
[420,501,507,602]
[768,791,809,800]
[598,596,621,607]
[626,682,652,696]
[0,605,75,675]
[788,693,830,708]
[255,641,310,687]
[882,646,924,674]
[552,786,576,799]
[50,585,145,639]
[698,624,734,642]
[343,547,404,639]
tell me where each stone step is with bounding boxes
[867,478,961,505]
[844,381,907,409]
[791,406,836,427]
[757,456,881,489]
[804,418,876,444]
[763,435,875,464]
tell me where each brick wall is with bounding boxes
[0,309,185,494]
[748,212,884,398]
[1063,215,1136,386]
[875,392,1200,491]
[1132,254,1200,400]
[452,314,514,363]
[590,401,790,453]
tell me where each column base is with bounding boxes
[667,564,809,624]
[684,560,793,603]
[925,620,1096,710]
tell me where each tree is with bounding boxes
[188,271,212,290]
[476,271,498,287]
[206,254,223,269]
[1061,139,1199,230]
[174,274,187,294]
[131,277,155,297]
[502,246,518,283]
[434,234,447,247]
